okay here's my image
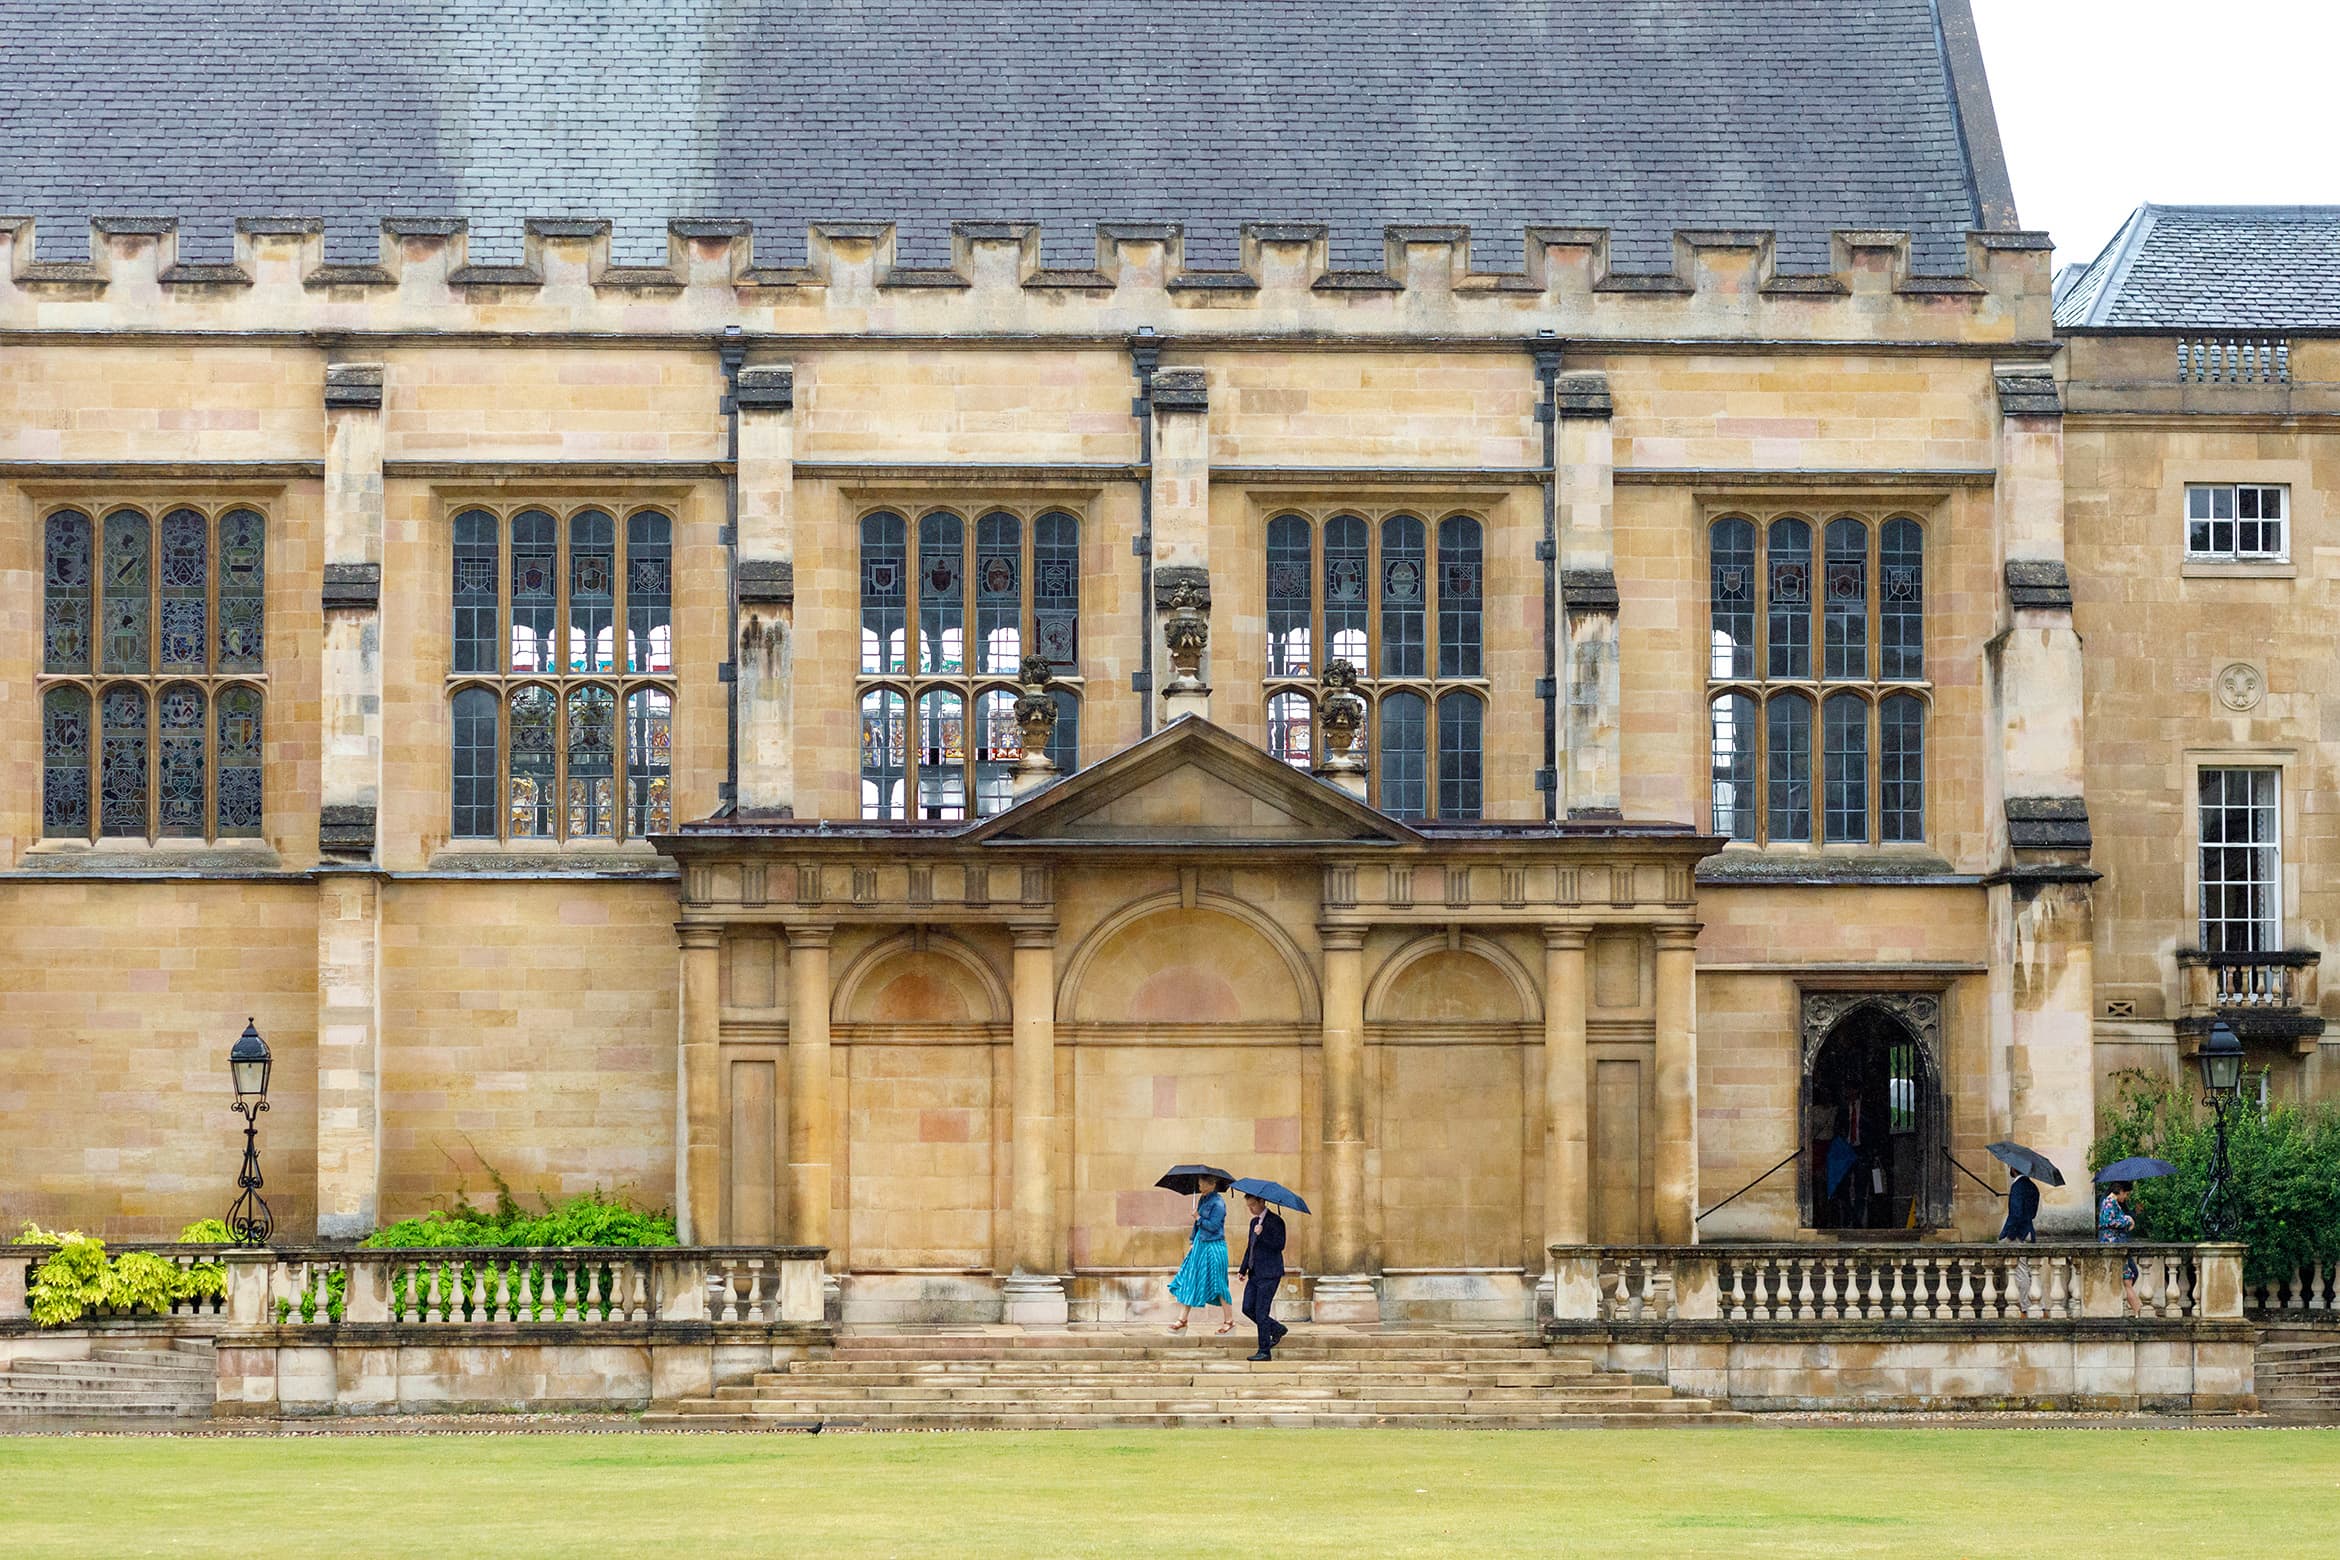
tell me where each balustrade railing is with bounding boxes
[0,1242,231,1323]
[1552,1243,2243,1324]
[2250,1257,2340,1318]
[2176,949,2319,1015]
[2175,335,2291,385]
[3,1245,827,1330]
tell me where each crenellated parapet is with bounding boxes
[0,215,2055,343]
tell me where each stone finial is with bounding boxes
[1011,656,1061,796]
[1317,660,1369,799]
[1162,580,1210,693]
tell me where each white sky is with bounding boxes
[1969,0,2340,265]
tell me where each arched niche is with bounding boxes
[833,931,1009,1025]
[1365,934,1542,1025]
[1060,893,1319,1025]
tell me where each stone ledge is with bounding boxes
[1697,850,1966,885]
[1153,563,1210,605]
[1555,371,1614,418]
[1561,567,1620,613]
[1150,368,1208,412]
[2006,558,2073,610]
[737,558,795,605]
[323,363,384,410]
[319,803,376,854]
[321,562,381,610]
[734,364,795,411]
[2006,794,2091,849]
[1995,371,2063,417]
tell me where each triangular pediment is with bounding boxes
[966,717,1419,845]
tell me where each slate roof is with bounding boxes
[2054,205,2340,330]
[0,0,2006,271]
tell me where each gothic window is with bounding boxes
[39,504,267,843]
[1262,508,1489,818]
[1707,511,1929,846]
[446,504,678,843]
[857,506,1082,819]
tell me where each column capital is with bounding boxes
[1318,924,1367,953]
[1009,922,1059,950]
[1653,923,1703,952]
[676,923,725,952]
[784,923,834,951]
[1541,924,1590,952]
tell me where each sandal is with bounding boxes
[1167,1320,1189,1333]
[1214,1320,1236,1335]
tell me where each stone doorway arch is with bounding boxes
[1798,991,1951,1231]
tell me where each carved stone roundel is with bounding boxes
[2215,662,2264,713]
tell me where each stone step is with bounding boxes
[766,1366,1601,1386]
[831,1339,1545,1356]
[717,1385,1677,1408]
[0,1383,212,1407]
[10,1358,213,1382]
[89,1345,213,1369]
[799,1355,1589,1372]
[642,1408,1746,1431]
[0,1399,211,1419]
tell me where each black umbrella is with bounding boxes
[1155,1163,1236,1196]
[1985,1141,2065,1188]
[2095,1156,2176,1183]
[1229,1177,1311,1214]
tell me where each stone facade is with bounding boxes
[1,208,2292,1324]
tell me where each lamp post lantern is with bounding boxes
[2196,1020,2245,1241]
[226,1018,274,1247]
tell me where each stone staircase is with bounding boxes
[645,1327,1746,1430]
[0,1338,215,1422]
[2256,1334,2340,1423]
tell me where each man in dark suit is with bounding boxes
[1237,1193,1289,1361]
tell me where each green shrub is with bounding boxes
[2090,1069,2340,1286]
[14,1221,230,1328]
[362,1188,675,1250]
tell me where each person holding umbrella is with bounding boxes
[1229,1177,1310,1361]
[2095,1155,2175,1319]
[1158,1164,1236,1335]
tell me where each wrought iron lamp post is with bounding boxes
[226,1019,274,1247]
[2196,1019,2245,1241]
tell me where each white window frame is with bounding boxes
[2184,483,2288,562]
[2196,765,2283,953]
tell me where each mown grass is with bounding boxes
[3,1426,2337,1557]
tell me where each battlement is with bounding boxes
[0,215,2055,344]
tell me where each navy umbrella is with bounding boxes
[2095,1156,2176,1184]
[1155,1163,1236,1196]
[1229,1177,1311,1214]
[1986,1141,2065,1188]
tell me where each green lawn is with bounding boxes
[3,1427,2337,1557]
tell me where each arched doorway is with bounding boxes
[1800,995,1950,1231]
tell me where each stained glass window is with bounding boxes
[1765,517,1811,680]
[626,512,673,675]
[215,686,264,837]
[454,509,500,674]
[856,504,1085,817]
[451,688,500,839]
[159,510,209,672]
[99,684,148,838]
[1879,692,1925,844]
[42,686,90,836]
[1709,518,1756,679]
[101,510,151,675]
[156,683,207,837]
[565,685,616,839]
[510,510,557,674]
[508,685,557,838]
[1436,691,1483,819]
[626,688,673,836]
[1047,688,1079,776]
[215,509,264,671]
[1822,692,1868,843]
[1823,518,1868,681]
[1879,517,1923,681]
[1261,509,1489,818]
[567,511,616,674]
[1710,691,1757,842]
[1379,515,1426,678]
[40,504,270,843]
[1436,516,1483,680]
[1765,692,1813,844]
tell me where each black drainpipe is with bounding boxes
[1531,331,1563,821]
[717,325,746,815]
[1128,327,1162,736]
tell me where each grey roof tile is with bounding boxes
[4,0,1984,270]
[2055,205,2340,330]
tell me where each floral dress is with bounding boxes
[1168,1191,1232,1307]
[2098,1191,2138,1282]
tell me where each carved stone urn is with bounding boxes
[1011,655,1061,794]
[1317,659,1367,796]
[1162,580,1210,696]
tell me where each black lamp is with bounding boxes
[2197,1020,2244,1096]
[2197,1019,2244,1240]
[226,1018,274,1247]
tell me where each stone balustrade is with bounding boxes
[1551,1243,2246,1325]
[2250,1257,2340,1318]
[0,1243,232,1323]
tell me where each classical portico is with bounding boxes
[661,717,1714,1325]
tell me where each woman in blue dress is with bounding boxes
[1166,1175,1237,1334]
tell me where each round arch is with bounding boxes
[1059,890,1321,1025]
[832,929,1010,1025]
[1364,931,1542,1025]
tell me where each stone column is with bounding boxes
[314,360,386,1241]
[1556,371,1622,819]
[1653,924,1701,1245]
[1004,924,1068,1325]
[675,924,724,1245]
[1150,368,1212,725]
[1313,925,1378,1321]
[784,924,834,1249]
[1543,926,1591,1253]
[735,364,797,813]
[1988,367,2097,1235]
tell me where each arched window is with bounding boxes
[215,686,264,838]
[1263,508,1492,817]
[446,505,679,843]
[1707,511,1929,846]
[39,504,270,843]
[857,505,1085,817]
